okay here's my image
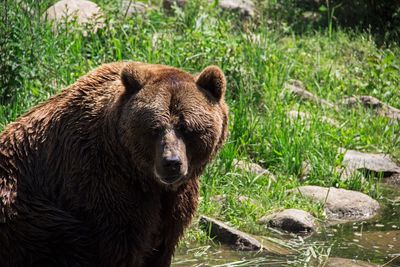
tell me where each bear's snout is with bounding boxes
[162,155,182,172]
[154,129,188,185]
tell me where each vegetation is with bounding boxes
[263,0,400,42]
[1,0,399,265]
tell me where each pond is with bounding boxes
[173,185,400,266]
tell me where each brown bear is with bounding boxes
[0,62,228,267]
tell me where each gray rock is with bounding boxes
[339,148,400,179]
[199,215,263,251]
[384,173,400,187]
[233,159,276,182]
[44,0,105,32]
[292,186,380,222]
[258,209,316,233]
[342,95,383,109]
[217,0,255,18]
[286,110,339,127]
[283,80,338,110]
[163,0,187,10]
[341,95,400,120]
[121,1,148,16]
[324,257,378,267]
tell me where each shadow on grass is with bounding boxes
[260,0,400,45]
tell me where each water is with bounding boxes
[173,185,400,266]
[173,245,292,266]
[313,185,400,265]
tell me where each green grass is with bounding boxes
[1,0,400,264]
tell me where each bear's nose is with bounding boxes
[162,155,182,171]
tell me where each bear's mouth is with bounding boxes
[160,175,182,184]
[153,167,188,186]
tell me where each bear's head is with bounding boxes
[118,63,228,189]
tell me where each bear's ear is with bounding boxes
[196,66,226,101]
[121,63,148,94]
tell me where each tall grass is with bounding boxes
[1,0,400,263]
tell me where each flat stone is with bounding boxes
[44,0,104,32]
[339,148,400,179]
[217,0,255,18]
[292,186,380,222]
[324,257,378,267]
[283,80,338,110]
[286,110,339,127]
[121,1,148,16]
[258,209,316,233]
[341,95,400,120]
[233,159,276,182]
[342,95,382,109]
[199,215,263,251]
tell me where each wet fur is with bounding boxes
[0,62,228,267]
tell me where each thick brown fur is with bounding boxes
[0,62,228,267]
